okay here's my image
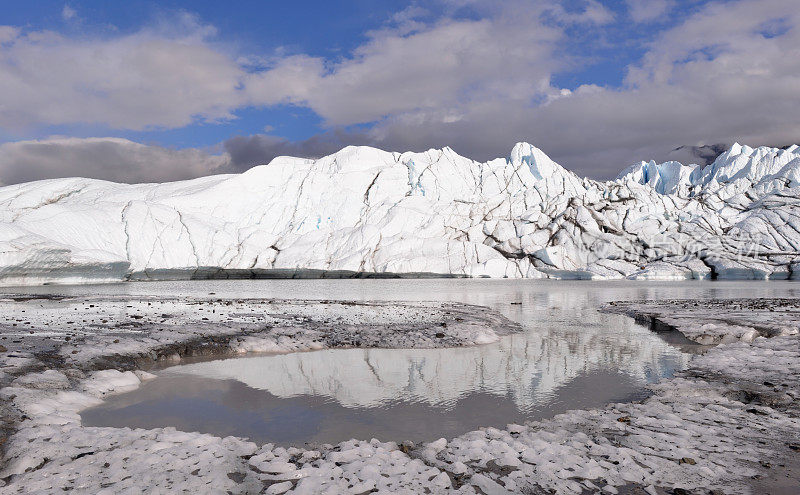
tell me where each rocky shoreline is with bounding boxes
[0,295,797,494]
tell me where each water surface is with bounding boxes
[28,279,795,445]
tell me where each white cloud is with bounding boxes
[625,0,673,23]
[245,10,564,127]
[544,0,615,26]
[62,5,77,21]
[0,26,20,43]
[0,14,247,131]
[0,7,558,133]
[582,1,616,25]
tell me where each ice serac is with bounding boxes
[1,142,800,284]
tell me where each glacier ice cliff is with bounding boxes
[1,142,800,285]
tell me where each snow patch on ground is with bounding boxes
[606,298,800,344]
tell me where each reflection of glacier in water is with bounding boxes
[167,319,687,413]
[80,279,722,445]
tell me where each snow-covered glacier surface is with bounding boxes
[2,142,799,285]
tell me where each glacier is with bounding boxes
[1,141,799,285]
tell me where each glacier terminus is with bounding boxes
[1,141,799,285]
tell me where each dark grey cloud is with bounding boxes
[222,131,374,172]
[667,144,731,166]
[0,138,227,185]
[0,134,375,186]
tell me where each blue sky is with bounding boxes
[0,0,798,183]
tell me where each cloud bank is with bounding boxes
[0,138,227,185]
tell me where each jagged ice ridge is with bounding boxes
[1,142,800,285]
